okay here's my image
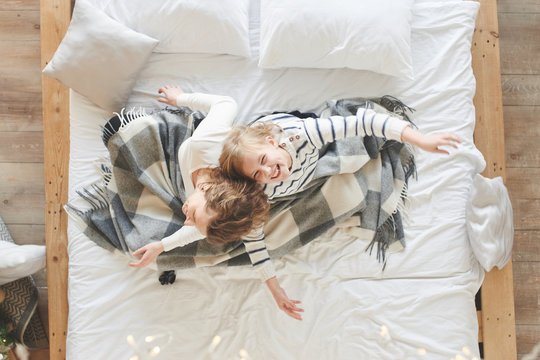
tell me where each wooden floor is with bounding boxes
[0,0,537,358]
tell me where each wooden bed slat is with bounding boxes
[40,0,72,359]
[472,1,517,359]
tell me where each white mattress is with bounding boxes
[67,1,486,359]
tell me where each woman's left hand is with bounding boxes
[265,277,304,320]
[129,241,164,268]
[157,85,184,106]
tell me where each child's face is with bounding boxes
[241,136,292,184]
[183,185,217,235]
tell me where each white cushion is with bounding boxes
[42,0,159,112]
[0,242,46,285]
[91,0,251,57]
[466,175,514,271]
[259,0,414,79]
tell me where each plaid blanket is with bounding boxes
[66,98,415,271]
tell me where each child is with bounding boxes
[218,102,461,318]
[220,107,461,196]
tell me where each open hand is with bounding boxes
[266,277,304,320]
[402,127,461,154]
[158,85,184,106]
[129,241,164,268]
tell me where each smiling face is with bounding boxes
[240,136,292,184]
[182,185,217,235]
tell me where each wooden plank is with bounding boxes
[472,1,517,359]
[0,132,44,162]
[504,106,540,168]
[0,163,45,194]
[502,75,540,106]
[496,0,540,13]
[478,310,484,343]
[512,199,540,231]
[513,262,540,325]
[0,192,45,224]
[0,39,43,131]
[516,325,540,358]
[45,203,69,360]
[512,230,540,262]
[0,11,40,41]
[504,106,540,137]
[498,13,540,75]
[506,168,540,199]
[0,0,40,11]
[1,224,46,245]
[41,0,71,358]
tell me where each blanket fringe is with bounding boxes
[102,107,148,145]
[365,141,417,264]
[373,95,417,127]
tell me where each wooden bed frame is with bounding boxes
[40,0,517,359]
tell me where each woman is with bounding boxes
[68,86,304,320]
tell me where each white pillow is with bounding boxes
[42,0,159,112]
[466,175,514,271]
[91,0,251,57]
[259,0,414,79]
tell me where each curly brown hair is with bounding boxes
[203,169,269,245]
[219,122,283,181]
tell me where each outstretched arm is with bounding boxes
[129,241,164,268]
[243,227,304,320]
[300,108,460,155]
[265,276,304,321]
[401,127,461,154]
[129,226,204,268]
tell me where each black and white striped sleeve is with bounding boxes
[242,227,276,281]
[302,108,410,149]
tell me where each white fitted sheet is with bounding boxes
[66,1,485,359]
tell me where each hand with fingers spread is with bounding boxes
[157,85,184,106]
[401,127,461,154]
[129,241,164,268]
[265,277,304,321]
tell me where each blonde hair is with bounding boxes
[219,122,282,181]
[203,169,269,245]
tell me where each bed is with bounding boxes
[40,0,517,359]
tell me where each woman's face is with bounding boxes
[183,185,217,235]
[241,136,292,184]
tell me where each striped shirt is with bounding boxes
[258,108,410,199]
[245,108,410,280]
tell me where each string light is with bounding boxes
[149,346,161,357]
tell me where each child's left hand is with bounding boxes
[402,127,461,154]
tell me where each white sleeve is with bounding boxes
[161,226,204,252]
[242,227,276,281]
[176,93,238,171]
[303,108,410,149]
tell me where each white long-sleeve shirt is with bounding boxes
[162,93,237,252]
[161,93,276,281]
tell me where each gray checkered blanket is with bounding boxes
[66,97,415,271]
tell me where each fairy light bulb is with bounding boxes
[149,346,161,357]
[145,336,155,343]
[462,347,471,356]
[239,349,249,360]
[127,335,136,346]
